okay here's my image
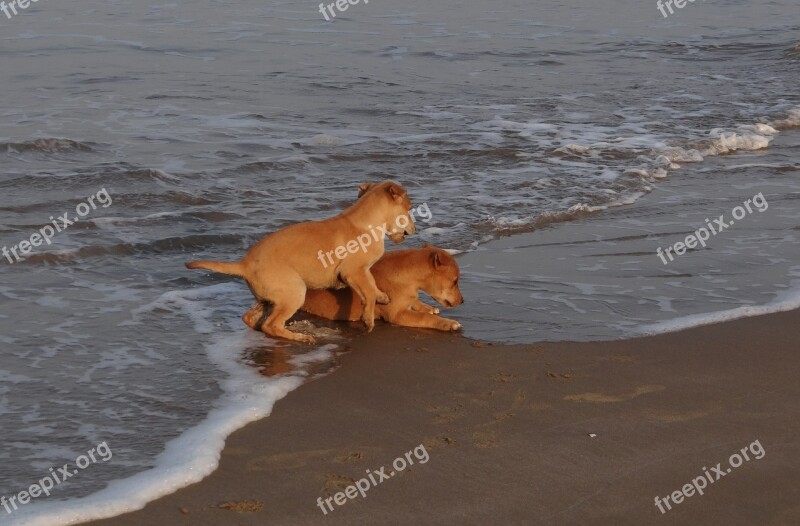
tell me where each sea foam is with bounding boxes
[637,284,800,336]
[8,284,316,526]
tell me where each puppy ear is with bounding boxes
[430,250,442,269]
[358,182,376,198]
[386,183,404,201]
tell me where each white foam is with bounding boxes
[554,143,591,155]
[488,202,604,231]
[418,226,449,237]
[288,344,337,367]
[637,285,800,336]
[771,107,800,129]
[660,147,704,164]
[8,284,314,526]
[702,129,772,155]
[738,123,779,135]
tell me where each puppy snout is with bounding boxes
[404,218,416,236]
[454,291,464,306]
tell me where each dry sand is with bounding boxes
[89,309,800,525]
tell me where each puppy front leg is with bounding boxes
[410,298,440,315]
[392,310,462,332]
[341,268,384,331]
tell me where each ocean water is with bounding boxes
[0,0,798,523]
[455,130,800,342]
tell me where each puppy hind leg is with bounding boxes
[262,296,315,343]
[257,278,315,344]
[263,311,314,343]
[243,301,270,331]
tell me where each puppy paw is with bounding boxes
[438,318,462,332]
[376,292,391,305]
[293,332,316,344]
[362,317,376,332]
[412,302,438,314]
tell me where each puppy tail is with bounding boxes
[185,260,244,277]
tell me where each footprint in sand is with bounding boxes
[649,410,709,423]
[473,430,497,449]
[247,449,337,471]
[423,435,457,449]
[493,372,515,383]
[426,403,466,424]
[564,384,665,403]
[322,474,357,495]
[334,451,366,463]
[491,388,527,421]
[247,447,381,471]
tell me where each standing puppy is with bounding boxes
[186,181,415,343]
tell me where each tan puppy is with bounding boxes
[186,181,415,343]
[243,246,464,332]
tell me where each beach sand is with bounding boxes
[88,308,800,525]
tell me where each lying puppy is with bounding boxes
[243,246,464,332]
[187,181,415,343]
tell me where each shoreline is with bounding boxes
[86,307,800,526]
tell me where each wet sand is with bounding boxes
[89,309,800,526]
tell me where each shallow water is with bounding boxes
[456,130,800,342]
[0,0,798,523]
